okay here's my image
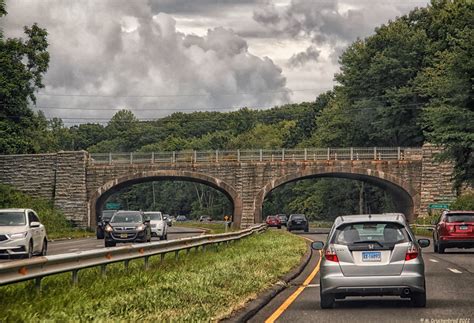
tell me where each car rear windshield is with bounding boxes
[0,212,26,226]
[446,214,474,223]
[267,216,277,220]
[147,213,162,220]
[111,213,142,223]
[333,222,410,245]
[291,215,305,220]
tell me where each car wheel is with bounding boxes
[320,291,335,309]
[40,239,48,256]
[105,240,116,247]
[96,228,104,239]
[438,244,445,254]
[277,225,281,229]
[304,227,309,233]
[433,238,438,252]
[25,240,33,259]
[411,291,426,307]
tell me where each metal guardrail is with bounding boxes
[89,147,423,165]
[0,224,267,288]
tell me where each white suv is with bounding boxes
[144,211,168,240]
[0,208,48,258]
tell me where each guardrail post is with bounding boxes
[397,147,401,160]
[151,152,155,164]
[109,152,112,165]
[373,147,377,160]
[237,149,240,162]
[35,277,42,291]
[101,264,106,277]
[72,270,79,285]
[144,256,150,270]
[172,151,176,163]
[216,150,219,163]
[282,148,285,161]
[304,148,307,160]
[160,253,165,263]
[327,148,330,160]
[350,147,354,161]
[259,149,263,162]
[175,250,179,260]
[124,260,129,270]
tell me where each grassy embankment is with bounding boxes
[173,221,235,233]
[0,184,94,239]
[0,230,307,321]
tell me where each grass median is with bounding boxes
[0,229,307,321]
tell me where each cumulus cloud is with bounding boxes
[287,45,320,68]
[1,0,289,123]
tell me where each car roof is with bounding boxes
[333,213,407,227]
[144,211,162,214]
[0,208,29,212]
[114,210,142,215]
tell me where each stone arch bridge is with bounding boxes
[0,146,456,228]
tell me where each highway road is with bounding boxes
[0,226,204,261]
[250,231,474,323]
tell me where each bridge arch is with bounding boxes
[88,170,242,228]
[254,168,419,223]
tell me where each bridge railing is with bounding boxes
[89,147,423,165]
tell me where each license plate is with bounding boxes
[459,225,468,230]
[295,221,302,224]
[120,233,128,238]
[362,251,381,262]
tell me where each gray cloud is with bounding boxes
[287,45,320,68]
[1,0,289,123]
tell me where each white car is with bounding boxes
[0,208,48,258]
[144,211,168,240]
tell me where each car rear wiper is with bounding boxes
[352,240,384,247]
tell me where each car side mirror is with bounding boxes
[418,239,430,248]
[30,221,41,228]
[311,241,324,250]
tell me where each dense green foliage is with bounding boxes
[0,230,307,321]
[450,192,474,211]
[0,184,92,238]
[1,0,472,221]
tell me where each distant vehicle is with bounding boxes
[266,215,281,229]
[176,215,188,222]
[0,208,48,258]
[287,214,309,232]
[199,215,212,222]
[96,209,117,239]
[433,210,474,253]
[163,214,172,227]
[104,210,151,247]
[144,211,168,240]
[169,215,176,222]
[312,214,430,308]
[276,214,288,226]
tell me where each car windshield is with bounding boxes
[0,212,26,226]
[333,222,410,245]
[111,213,142,223]
[147,213,162,220]
[291,215,305,220]
[446,214,474,223]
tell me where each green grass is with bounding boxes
[0,230,307,322]
[174,221,235,234]
[309,221,333,229]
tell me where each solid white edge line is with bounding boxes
[447,268,462,274]
[429,258,439,263]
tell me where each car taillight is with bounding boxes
[325,245,339,262]
[405,243,419,261]
[447,224,455,232]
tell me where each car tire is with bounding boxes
[304,227,309,233]
[105,240,116,247]
[96,228,104,239]
[40,239,47,256]
[25,240,33,259]
[438,243,445,254]
[433,238,438,253]
[411,291,426,307]
[320,292,335,309]
[277,225,281,229]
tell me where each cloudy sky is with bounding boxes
[1,0,429,124]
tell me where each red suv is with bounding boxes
[265,215,281,229]
[433,210,474,253]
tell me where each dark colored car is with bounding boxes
[433,210,474,253]
[104,211,151,247]
[266,215,281,229]
[96,210,116,239]
[163,214,172,227]
[276,214,288,226]
[288,214,309,232]
[176,215,188,222]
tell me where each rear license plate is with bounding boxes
[120,233,128,238]
[295,221,302,224]
[459,225,468,230]
[362,251,381,262]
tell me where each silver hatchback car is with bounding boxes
[312,214,430,308]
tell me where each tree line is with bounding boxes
[1,0,472,220]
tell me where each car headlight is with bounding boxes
[136,224,145,231]
[105,224,113,232]
[8,232,27,239]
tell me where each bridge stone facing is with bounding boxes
[0,145,458,228]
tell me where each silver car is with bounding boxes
[312,214,430,308]
[0,208,48,258]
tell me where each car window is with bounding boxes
[28,211,38,223]
[446,214,474,223]
[111,213,142,223]
[333,222,410,245]
[290,215,305,220]
[147,213,162,220]
[32,212,40,223]
[0,212,26,226]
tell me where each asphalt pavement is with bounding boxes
[250,231,474,323]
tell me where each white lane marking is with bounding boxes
[306,284,320,288]
[429,259,439,263]
[448,268,462,274]
[68,248,79,251]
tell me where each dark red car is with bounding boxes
[266,215,281,229]
[433,210,474,253]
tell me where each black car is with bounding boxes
[276,214,288,226]
[96,210,116,239]
[104,211,152,247]
[287,214,309,232]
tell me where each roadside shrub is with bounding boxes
[450,192,474,211]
